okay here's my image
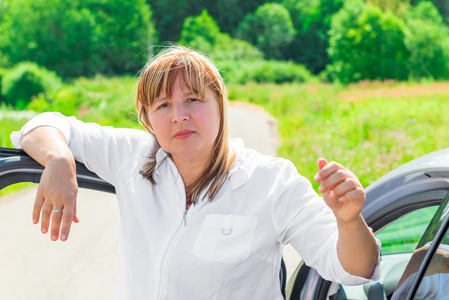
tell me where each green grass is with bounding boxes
[227,81,449,190]
[0,114,34,196]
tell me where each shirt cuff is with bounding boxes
[10,112,71,148]
[333,237,382,285]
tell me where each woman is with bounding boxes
[11,46,380,299]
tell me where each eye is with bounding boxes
[157,102,170,110]
[187,97,201,103]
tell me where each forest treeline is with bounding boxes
[0,0,449,107]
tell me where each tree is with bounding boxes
[0,0,8,67]
[179,9,221,45]
[236,2,295,59]
[404,1,449,79]
[203,0,278,35]
[179,9,262,61]
[150,0,278,43]
[0,0,156,77]
[366,0,410,16]
[328,0,409,83]
[282,0,343,74]
[150,0,202,43]
[411,0,449,24]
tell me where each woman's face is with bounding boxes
[146,75,221,164]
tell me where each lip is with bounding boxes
[174,129,195,140]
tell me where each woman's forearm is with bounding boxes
[336,214,378,278]
[21,126,74,166]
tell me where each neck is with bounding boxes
[171,155,210,188]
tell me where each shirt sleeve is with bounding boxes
[270,159,381,285]
[10,112,155,186]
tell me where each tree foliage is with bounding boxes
[150,0,278,42]
[404,1,449,79]
[236,2,295,59]
[150,0,202,43]
[179,9,221,45]
[328,0,409,83]
[0,0,155,77]
[282,0,343,74]
[366,0,410,16]
[179,9,262,61]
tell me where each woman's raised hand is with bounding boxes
[33,154,79,241]
[313,158,366,224]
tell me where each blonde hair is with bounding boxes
[135,46,235,204]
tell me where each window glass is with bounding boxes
[414,237,449,299]
[376,206,438,254]
[391,192,449,300]
[338,205,440,299]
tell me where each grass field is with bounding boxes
[228,80,449,190]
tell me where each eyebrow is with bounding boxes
[154,92,198,103]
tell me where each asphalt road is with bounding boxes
[0,102,301,300]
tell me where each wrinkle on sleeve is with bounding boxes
[10,112,71,148]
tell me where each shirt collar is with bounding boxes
[228,138,249,190]
[154,147,170,176]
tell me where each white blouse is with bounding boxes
[11,112,380,300]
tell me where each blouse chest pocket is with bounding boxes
[193,214,258,264]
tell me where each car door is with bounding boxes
[286,148,449,300]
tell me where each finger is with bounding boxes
[320,168,352,192]
[60,205,74,241]
[41,201,53,234]
[320,161,344,178]
[332,177,361,199]
[50,207,64,241]
[314,158,328,182]
[32,192,45,224]
[317,158,328,170]
[337,187,365,203]
[72,197,80,223]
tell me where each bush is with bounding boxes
[218,59,313,84]
[404,19,449,80]
[403,1,449,80]
[1,62,63,109]
[27,84,87,116]
[236,2,295,59]
[327,0,409,83]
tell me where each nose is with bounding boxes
[171,104,189,123]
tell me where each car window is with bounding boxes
[412,231,449,299]
[391,192,449,300]
[376,205,439,254]
[337,202,442,299]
